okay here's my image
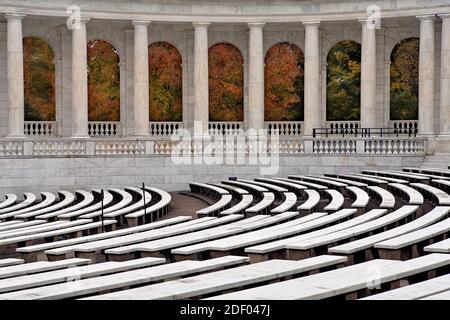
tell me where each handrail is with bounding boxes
[312,127,418,138]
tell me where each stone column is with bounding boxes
[71,18,89,138]
[360,19,377,128]
[417,15,436,136]
[247,22,265,132]
[439,14,450,136]
[132,20,150,137]
[5,13,26,138]
[303,21,321,136]
[193,22,210,135]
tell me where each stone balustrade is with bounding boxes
[265,121,303,136]
[387,120,419,134]
[149,122,184,137]
[325,121,361,135]
[24,121,57,137]
[313,139,358,154]
[88,122,122,137]
[364,138,425,154]
[0,136,426,158]
[208,122,244,136]
[0,140,23,156]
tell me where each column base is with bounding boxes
[416,133,438,138]
[132,134,150,139]
[6,134,26,139]
[433,136,450,153]
[70,135,90,139]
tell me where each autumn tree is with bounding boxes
[149,42,182,121]
[23,37,56,121]
[208,43,244,121]
[87,40,120,121]
[390,38,419,120]
[264,42,304,121]
[326,40,361,121]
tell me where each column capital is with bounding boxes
[438,13,450,20]
[302,21,320,27]
[192,21,211,28]
[358,18,379,25]
[132,20,151,27]
[4,13,26,20]
[247,22,265,29]
[416,15,437,22]
[358,18,380,32]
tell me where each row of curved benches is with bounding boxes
[0,186,171,225]
[0,186,172,256]
[1,166,450,300]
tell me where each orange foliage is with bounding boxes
[23,37,56,121]
[148,42,182,121]
[87,40,120,121]
[264,42,304,121]
[208,43,244,121]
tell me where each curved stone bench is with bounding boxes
[245,192,275,215]
[285,205,420,262]
[16,216,191,262]
[0,193,37,220]
[220,194,253,215]
[367,186,396,210]
[245,208,386,263]
[324,189,345,212]
[15,191,76,221]
[0,194,18,211]
[375,214,450,260]
[34,190,95,221]
[328,206,449,264]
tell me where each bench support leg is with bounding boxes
[75,251,98,264]
[287,249,312,260]
[127,218,138,227]
[248,253,269,264]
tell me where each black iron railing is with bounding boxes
[312,127,418,138]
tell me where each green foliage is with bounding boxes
[264,42,304,121]
[208,43,244,121]
[149,42,183,122]
[23,37,56,121]
[24,102,44,121]
[326,40,361,121]
[87,40,120,121]
[390,38,419,120]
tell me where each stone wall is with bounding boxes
[0,154,423,198]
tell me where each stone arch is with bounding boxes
[87,39,120,121]
[264,42,304,121]
[208,42,244,122]
[389,37,419,120]
[326,40,361,121]
[148,41,183,121]
[23,36,56,121]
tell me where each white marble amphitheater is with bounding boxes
[0,0,450,303]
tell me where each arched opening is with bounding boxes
[87,39,120,121]
[390,38,419,120]
[208,43,244,121]
[148,42,183,121]
[264,42,304,121]
[23,37,56,121]
[326,40,361,121]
